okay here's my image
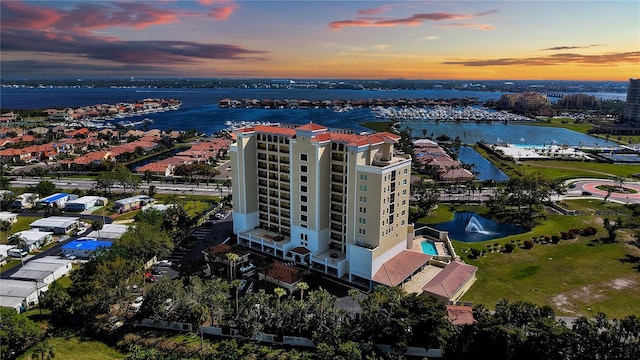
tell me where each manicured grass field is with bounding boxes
[432,201,640,318]
[19,335,124,360]
[519,160,640,180]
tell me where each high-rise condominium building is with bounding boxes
[624,78,640,122]
[231,123,413,288]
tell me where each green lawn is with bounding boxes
[19,335,124,360]
[418,202,640,317]
[519,160,640,180]
[446,205,640,318]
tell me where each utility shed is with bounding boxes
[85,224,129,241]
[30,216,80,234]
[64,196,108,211]
[0,211,18,224]
[10,256,73,285]
[0,279,46,312]
[112,195,154,213]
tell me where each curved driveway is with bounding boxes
[564,178,640,204]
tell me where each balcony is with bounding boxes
[331,153,345,162]
[330,194,343,203]
[279,156,289,164]
[330,224,343,232]
[280,175,290,182]
[279,165,290,173]
[331,204,343,213]
[331,164,344,173]
[279,146,289,154]
[257,143,266,150]
[258,163,267,169]
[280,184,290,192]
[268,145,278,152]
[330,214,343,222]
[258,179,268,187]
[331,174,344,183]
[331,184,344,193]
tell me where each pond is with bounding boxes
[454,146,509,182]
[430,211,528,242]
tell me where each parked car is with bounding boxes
[240,263,256,274]
[129,296,144,312]
[156,260,173,267]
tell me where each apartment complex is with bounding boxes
[624,78,640,122]
[231,123,413,288]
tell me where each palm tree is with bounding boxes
[0,219,13,243]
[274,287,286,305]
[226,253,240,280]
[348,289,361,318]
[17,236,28,266]
[231,279,242,315]
[296,281,309,301]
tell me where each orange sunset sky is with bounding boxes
[1,0,639,80]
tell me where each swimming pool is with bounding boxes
[421,240,439,256]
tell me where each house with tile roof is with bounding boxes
[421,261,478,303]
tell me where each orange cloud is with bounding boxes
[329,10,497,30]
[542,44,600,51]
[443,51,640,66]
[199,0,237,20]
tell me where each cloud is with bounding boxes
[358,5,392,16]
[0,1,62,29]
[440,23,495,31]
[542,44,600,51]
[0,0,261,75]
[329,9,497,30]
[199,0,238,20]
[1,29,266,65]
[442,52,640,66]
[422,36,440,40]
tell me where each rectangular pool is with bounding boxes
[421,240,439,256]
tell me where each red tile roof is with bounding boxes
[372,250,431,287]
[422,261,477,300]
[265,262,305,285]
[290,246,311,255]
[253,125,297,137]
[295,122,327,132]
[446,305,476,325]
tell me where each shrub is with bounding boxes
[493,242,499,247]
[471,248,481,258]
[544,236,551,242]
[561,232,569,240]
[581,228,592,236]
[589,227,597,235]
[551,235,560,244]
[523,240,534,249]
[504,243,516,252]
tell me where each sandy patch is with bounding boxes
[609,278,636,290]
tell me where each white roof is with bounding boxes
[0,279,39,298]
[115,195,153,206]
[30,216,79,228]
[0,244,16,257]
[11,258,71,281]
[65,196,106,206]
[85,224,129,240]
[142,203,177,212]
[0,296,26,310]
[10,230,53,245]
[0,212,18,221]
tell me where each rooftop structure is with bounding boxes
[10,256,73,285]
[62,238,113,259]
[84,224,129,241]
[231,122,412,288]
[30,216,80,234]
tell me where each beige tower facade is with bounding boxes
[231,123,412,288]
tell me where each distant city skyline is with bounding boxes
[1,1,638,80]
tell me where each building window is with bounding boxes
[360,174,368,180]
[403,179,407,185]
[358,218,366,225]
[301,195,308,202]
[301,205,308,212]
[359,207,366,213]
[402,189,407,195]
[301,214,308,222]
[301,185,308,192]
[301,175,308,183]
[404,168,408,174]
[359,185,367,191]
[301,165,308,173]
[301,154,308,161]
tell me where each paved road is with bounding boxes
[9,178,232,197]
